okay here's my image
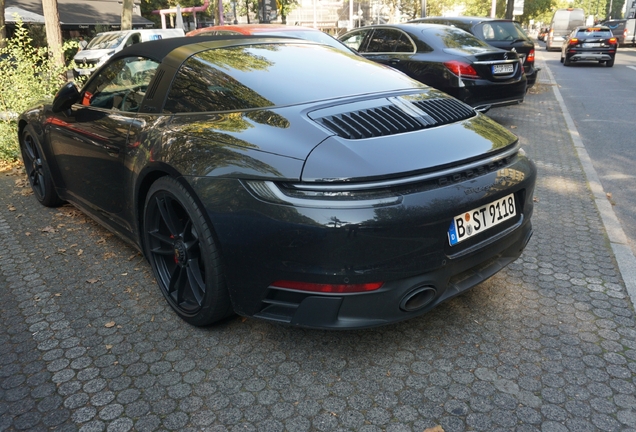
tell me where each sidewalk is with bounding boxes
[1,54,636,431]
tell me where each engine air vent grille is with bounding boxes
[316,98,475,139]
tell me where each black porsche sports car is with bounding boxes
[19,36,536,329]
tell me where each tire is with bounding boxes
[606,58,614,67]
[563,55,571,66]
[19,125,64,207]
[143,177,233,326]
[560,55,564,63]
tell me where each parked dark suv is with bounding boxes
[409,16,539,88]
[561,26,618,67]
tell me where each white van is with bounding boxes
[546,8,585,51]
[74,29,185,76]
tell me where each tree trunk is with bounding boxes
[121,0,134,30]
[41,0,65,69]
[0,0,6,49]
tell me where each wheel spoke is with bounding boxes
[168,264,185,303]
[148,229,176,247]
[185,259,205,305]
[23,137,37,161]
[155,196,181,238]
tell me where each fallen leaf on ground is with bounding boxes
[424,426,445,432]
[509,125,517,129]
[86,278,99,284]
[104,321,115,328]
[8,205,16,211]
[41,226,56,233]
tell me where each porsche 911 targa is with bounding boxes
[19,36,536,329]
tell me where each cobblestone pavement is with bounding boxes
[2,55,636,432]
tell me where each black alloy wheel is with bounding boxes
[143,177,232,326]
[606,57,615,67]
[20,126,64,207]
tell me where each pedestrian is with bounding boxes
[78,36,88,52]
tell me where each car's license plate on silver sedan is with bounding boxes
[448,194,516,246]
[492,64,514,74]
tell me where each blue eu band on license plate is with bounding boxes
[448,194,516,246]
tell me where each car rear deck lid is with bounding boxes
[310,95,475,139]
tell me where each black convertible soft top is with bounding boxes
[110,34,310,64]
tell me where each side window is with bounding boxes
[81,56,159,112]
[366,29,407,53]
[124,33,141,48]
[340,30,369,52]
[164,55,260,113]
[393,33,415,53]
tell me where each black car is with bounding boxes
[19,36,536,329]
[339,23,527,112]
[561,26,618,67]
[409,17,538,88]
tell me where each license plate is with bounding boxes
[448,194,516,246]
[492,64,514,74]
[583,42,601,47]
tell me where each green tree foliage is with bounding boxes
[0,22,81,162]
[278,0,300,24]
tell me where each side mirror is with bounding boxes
[52,82,80,113]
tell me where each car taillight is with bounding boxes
[270,280,384,293]
[569,37,579,45]
[609,37,617,44]
[527,48,535,62]
[444,60,480,79]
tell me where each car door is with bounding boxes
[47,56,160,230]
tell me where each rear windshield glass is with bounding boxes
[422,26,491,49]
[603,21,626,32]
[474,21,528,41]
[164,43,423,113]
[576,28,613,37]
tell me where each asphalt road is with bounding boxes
[2,52,636,431]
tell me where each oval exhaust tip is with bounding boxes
[400,286,437,312]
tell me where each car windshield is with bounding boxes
[475,21,529,41]
[85,33,126,50]
[576,27,612,37]
[164,42,424,113]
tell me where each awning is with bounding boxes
[5,0,155,27]
[5,6,45,23]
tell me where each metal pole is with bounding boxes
[421,0,426,17]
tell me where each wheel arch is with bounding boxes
[134,164,221,257]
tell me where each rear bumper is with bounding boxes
[188,151,537,329]
[256,218,533,329]
[567,51,615,62]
